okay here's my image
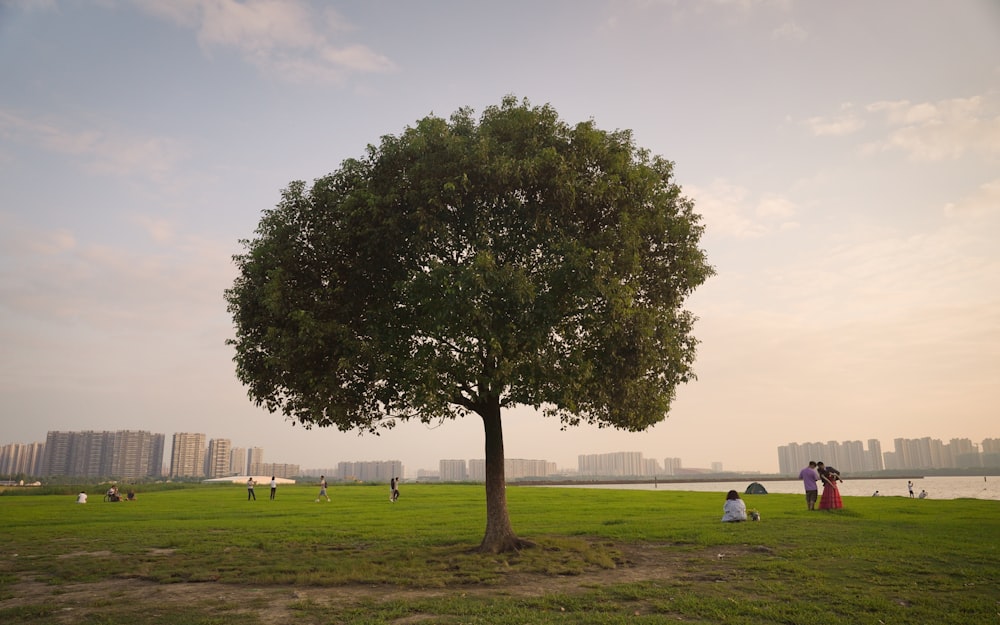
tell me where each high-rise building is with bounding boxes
[981,438,1000,468]
[505,459,555,479]
[468,459,485,481]
[578,452,646,477]
[253,462,300,479]
[662,457,683,476]
[230,447,247,476]
[41,431,109,477]
[0,442,45,477]
[335,460,402,482]
[37,430,163,479]
[69,431,113,477]
[439,459,467,481]
[866,439,884,471]
[110,430,164,480]
[205,438,232,478]
[247,447,265,475]
[950,438,981,469]
[783,437,994,473]
[841,441,866,473]
[40,431,73,477]
[460,458,553,481]
[643,458,663,475]
[170,433,206,478]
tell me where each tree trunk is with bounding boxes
[477,399,533,553]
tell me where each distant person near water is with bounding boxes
[269,476,277,500]
[316,476,330,502]
[918,489,928,499]
[872,490,880,496]
[908,480,915,498]
[721,490,748,522]
[798,461,821,510]
[817,462,843,510]
[247,477,256,501]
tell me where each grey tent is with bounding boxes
[745,482,768,495]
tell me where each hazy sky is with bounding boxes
[1,1,998,476]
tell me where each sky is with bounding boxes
[1,0,998,477]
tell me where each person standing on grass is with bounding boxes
[908,480,915,498]
[269,476,277,500]
[391,477,400,502]
[247,477,256,501]
[316,475,330,502]
[798,461,821,510]
[817,462,843,510]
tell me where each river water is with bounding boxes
[555,475,999,501]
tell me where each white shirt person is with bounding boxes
[721,490,747,522]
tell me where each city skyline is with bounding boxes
[1,2,998,477]
[4,429,997,480]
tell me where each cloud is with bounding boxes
[28,227,77,256]
[689,180,798,239]
[801,103,865,137]
[0,213,234,334]
[702,0,793,9]
[0,108,186,184]
[944,179,1000,219]
[761,217,999,329]
[756,194,796,219]
[1,0,57,12]
[131,215,176,243]
[132,0,395,83]
[771,21,807,42]
[862,96,1000,161]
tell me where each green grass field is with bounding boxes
[1,483,997,624]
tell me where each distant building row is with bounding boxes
[0,431,298,480]
[420,453,695,482]
[169,432,298,479]
[777,437,1000,474]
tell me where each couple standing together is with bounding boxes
[799,461,842,511]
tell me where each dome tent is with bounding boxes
[745,482,768,495]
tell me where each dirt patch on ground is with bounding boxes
[56,550,114,559]
[3,544,759,623]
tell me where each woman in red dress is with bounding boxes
[817,462,843,510]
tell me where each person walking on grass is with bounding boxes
[269,476,277,500]
[798,461,821,511]
[390,477,400,502]
[316,475,330,502]
[247,477,256,501]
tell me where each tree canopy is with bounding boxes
[225,96,714,551]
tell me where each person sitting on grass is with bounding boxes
[722,490,748,522]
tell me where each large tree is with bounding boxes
[225,96,714,552]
